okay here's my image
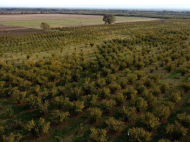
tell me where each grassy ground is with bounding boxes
[0,17,153,28]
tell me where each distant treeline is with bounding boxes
[0,8,190,19]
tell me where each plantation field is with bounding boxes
[0,19,190,142]
[0,14,158,28]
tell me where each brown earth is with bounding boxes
[0,14,103,22]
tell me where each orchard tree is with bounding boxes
[90,128,107,142]
[166,121,187,140]
[119,106,137,122]
[106,117,124,132]
[50,110,70,124]
[128,127,151,142]
[153,105,170,120]
[103,14,116,24]
[140,112,160,130]
[87,107,102,123]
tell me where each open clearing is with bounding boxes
[0,14,159,28]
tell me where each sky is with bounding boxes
[1,0,190,10]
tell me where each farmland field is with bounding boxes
[0,14,158,28]
[0,18,190,142]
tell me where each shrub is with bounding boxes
[3,133,23,142]
[119,107,137,122]
[102,67,112,77]
[82,94,98,107]
[54,96,70,109]
[69,101,85,114]
[135,82,146,94]
[180,67,189,76]
[123,69,131,76]
[25,118,50,137]
[87,107,102,123]
[69,87,82,101]
[135,97,148,112]
[170,92,181,103]
[95,78,106,88]
[151,86,161,98]
[114,93,125,105]
[98,87,110,99]
[82,78,95,95]
[108,83,121,93]
[160,83,170,93]
[135,71,145,80]
[6,107,14,118]
[123,87,137,99]
[50,110,70,124]
[158,139,171,142]
[180,82,190,92]
[165,64,175,72]
[144,93,157,105]
[38,100,49,116]
[59,74,71,86]
[166,121,187,140]
[177,112,190,126]
[127,74,137,84]
[118,78,128,89]
[106,117,124,132]
[149,74,160,82]
[140,112,160,130]
[105,74,116,84]
[26,95,41,109]
[90,128,107,142]
[128,128,151,142]
[13,91,26,104]
[101,99,116,113]
[135,62,145,70]
[143,78,154,87]
[153,105,170,120]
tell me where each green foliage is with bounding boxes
[98,87,110,99]
[123,69,131,76]
[158,139,171,142]
[151,86,161,98]
[160,83,170,93]
[101,99,116,113]
[82,78,95,95]
[69,101,85,114]
[95,78,106,88]
[127,74,137,84]
[140,112,160,130]
[118,78,128,89]
[153,105,170,120]
[6,107,14,118]
[103,14,116,24]
[50,110,70,124]
[13,91,26,104]
[180,82,190,92]
[143,78,154,87]
[170,92,181,103]
[3,133,23,142]
[105,74,116,84]
[38,100,49,115]
[177,112,190,126]
[102,67,112,77]
[25,118,50,137]
[123,87,137,99]
[114,93,125,105]
[106,117,124,132]
[166,121,187,140]
[135,62,145,70]
[135,97,148,112]
[82,94,98,107]
[40,22,50,30]
[54,96,70,109]
[87,107,102,123]
[26,95,41,109]
[119,107,137,122]
[90,128,107,142]
[166,64,175,72]
[108,83,121,93]
[128,127,151,142]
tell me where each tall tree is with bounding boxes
[103,14,116,24]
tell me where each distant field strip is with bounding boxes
[0,14,157,28]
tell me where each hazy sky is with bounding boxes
[1,0,190,10]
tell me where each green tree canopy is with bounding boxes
[103,14,116,24]
[40,22,50,30]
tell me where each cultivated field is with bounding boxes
[0,14,158,28]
